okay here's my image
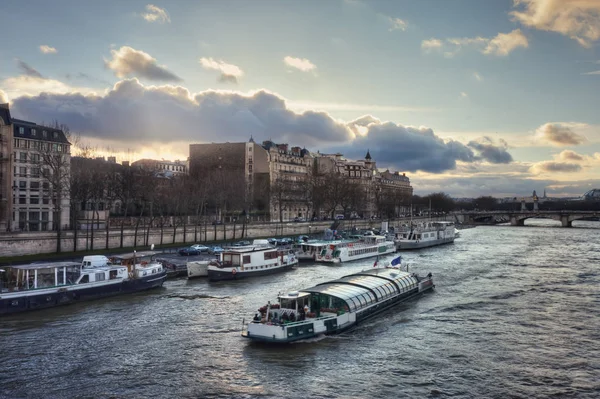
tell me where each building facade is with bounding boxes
[131,158,187,177]
[262,140,313,221]
[0,105,71,231]
[189,140,271,219]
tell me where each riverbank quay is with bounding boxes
[0,217,452,259]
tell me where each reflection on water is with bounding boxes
[1,220,600,398]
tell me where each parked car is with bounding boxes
[178,247,201,256]
[212,220,223,225]
[208,246,225,255]
[267,238,277,245]
[293,217,305,222]
[190,243,209,252]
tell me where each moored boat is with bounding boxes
[0,252,166,315]
[316,234,396,263]
[187,260,211,279]
[242,264,434,343]
[293,239,353,262]
[207,239,298,281]
[394,221,455,250]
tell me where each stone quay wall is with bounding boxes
[0,220,380,258]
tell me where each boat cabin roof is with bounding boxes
[300,268,417,312]
[110,251,159,260]
[9,261,81,271]
[279,291,310,300]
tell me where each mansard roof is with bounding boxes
[12,119,70,144]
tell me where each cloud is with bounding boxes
[535,122,588,146]
[467,137,514,164]
[9,78,353,148]
[557,149,584,161]
[39,45,57,54]
[388,17,408,31]
[473,72,483,81]
[483,29,529,56]
[17,60,43,78]
[510,0,600,47]
[460,92,468,98]
[283,56,317,72]
[530,161,582,173]
[199,57,244,84]
[582,70,600,75]
[423,29,528,57]
[338,117,477,173]
[105,46,181,81]
[421,38,443,51]
[0,89,8,103]
[141,4,170,23]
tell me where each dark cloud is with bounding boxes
[10,78,352,146]
[334,118,475,173]
[16,60,43,78]
[104,46,182,82]
[531,161,582,173]
[536,123,586,146]
[467,136,513,164]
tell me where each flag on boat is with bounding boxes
[373,256,379,268]
[391,256,402,266]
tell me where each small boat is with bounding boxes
[187,260,211,279]
[0,252,166,315]
[207,239,298,281]
[241,264,434,343]
[316,234,396,263]
[394,221,455,250]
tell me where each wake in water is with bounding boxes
[165,293,230,300]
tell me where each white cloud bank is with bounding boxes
[510,0,600,47]
[0,90,8,103]
[534,122,589,146]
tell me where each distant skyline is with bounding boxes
[1,0,599,197]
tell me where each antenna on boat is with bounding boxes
[151,244,155,251]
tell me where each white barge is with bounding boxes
[242,266,434,343]
[394,221,456,250]
[316,234,396,263]
[207,239,298,281]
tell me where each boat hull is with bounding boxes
[208,262,296,281]
[0,271,167,316]
[187,261,209,279]
[396,237,455,250]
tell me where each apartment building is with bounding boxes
[262,140,313,221]
[131,158,188,177]
[0,104,71,231]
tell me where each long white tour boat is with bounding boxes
[394,221,456,250]
[207,239,298,281]
[316,234,396,263]
[241,263,434,343]
[0,252,166,315]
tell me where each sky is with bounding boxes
[1,0,599,198]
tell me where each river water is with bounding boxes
[1,220,599,399]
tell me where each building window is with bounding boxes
[53,132,58,139]
[30,181,40,191]
[43,130,47,138]
[31,167,40,178]
[19,127,24,135]
[20,152,27,162]
[19,195,27,204]
[30,197,39,205]
[31,129,36,136]
[19,167,27,177]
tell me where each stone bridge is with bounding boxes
[454,210,600,227]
